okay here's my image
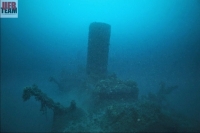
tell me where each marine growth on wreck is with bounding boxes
[22,22,200,132]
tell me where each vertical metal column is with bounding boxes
[86,22,111,79]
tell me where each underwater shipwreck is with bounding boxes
[22,22,200,132]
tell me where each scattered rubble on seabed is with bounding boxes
[23,74,200,132]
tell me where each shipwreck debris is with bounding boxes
[86,22,111,80]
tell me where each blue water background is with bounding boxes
[1,0,200,132]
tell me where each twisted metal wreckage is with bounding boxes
[22,22,200,132]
